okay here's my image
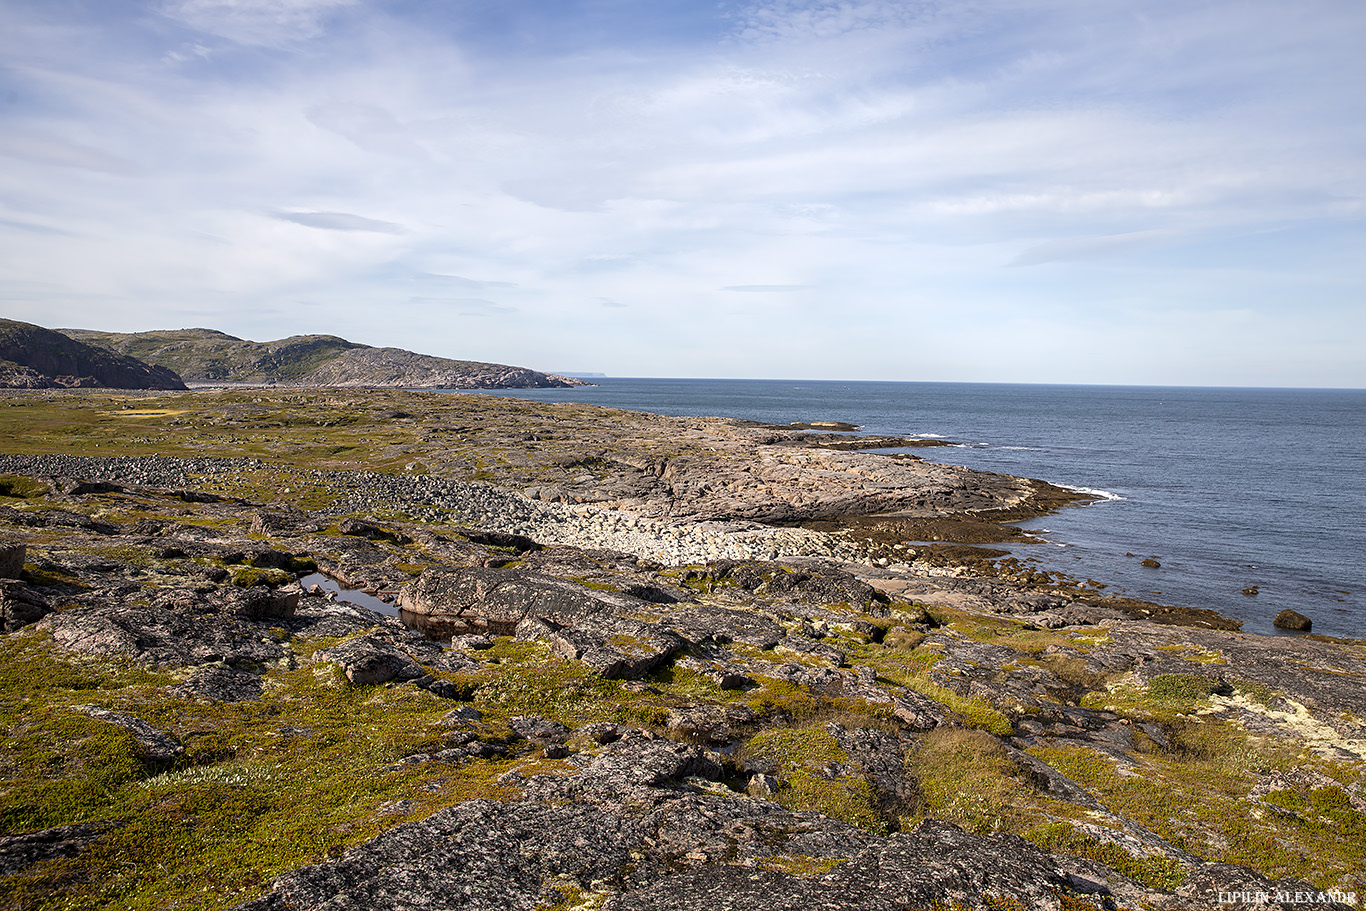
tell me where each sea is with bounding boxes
[462,379,1366,639]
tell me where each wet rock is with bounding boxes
[74,705,184,767]
[1273,609,1311,631]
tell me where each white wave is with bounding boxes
[998,445,1042,451]
[911,433,946,439]
[1060,483,1126,501]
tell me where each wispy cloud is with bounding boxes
[273,211,406,234]
[1009,231,1173,267]
[722,284,813,292]
[159,0,358,47]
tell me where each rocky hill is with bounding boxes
[0,319,186,390]
[61,327,587,389]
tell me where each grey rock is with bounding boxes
[315,634,425,686]
[509,714,571,744]
[37,601,288,668]
[0,822,116,877]
[337,517,413,545]
[170,666,264,703]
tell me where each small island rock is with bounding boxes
[1273,609,1312,631]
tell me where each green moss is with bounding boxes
[0,474,48,499]
[228,566,294,588]
[0,630,522,911]
[1025,821,1185,891]
[757,854,847,877]
[909,728,1046,835]
[741,726,887,833]
[1083,674,1232,723]
[1028,725,1363,890]
[1232,679,1275,706]
[474,661,625,727]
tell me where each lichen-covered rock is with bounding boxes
[0,822,117,878]
[170,666,265,703]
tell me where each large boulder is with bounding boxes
[315,633,426,686]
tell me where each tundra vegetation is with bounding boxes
[0,388,1362,911]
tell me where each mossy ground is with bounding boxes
[4,388,1364,906]
[1034,676,1365,892]
[0,390,711,501]
[0,630,525,911]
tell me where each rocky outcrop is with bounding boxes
[1,445,1363,911]
[0,319,186,389]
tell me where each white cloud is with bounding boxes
[159,0,357,46]
[0,131,140,175]
[273,211,406,233]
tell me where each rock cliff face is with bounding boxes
[61,327,587,389]
[0,319,186,390]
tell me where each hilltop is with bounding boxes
[0,319,186,390]
[61,327,587,389]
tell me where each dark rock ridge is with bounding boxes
[0,319,186,390]
[60,326,588,389]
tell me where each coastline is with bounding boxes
[1,387,1363,909]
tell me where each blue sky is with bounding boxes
[1,0,1363,386]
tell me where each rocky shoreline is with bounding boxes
[0,390,1363,910]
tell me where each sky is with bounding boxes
[1,0,1363,386]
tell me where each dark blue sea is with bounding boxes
[465,379,1366,639]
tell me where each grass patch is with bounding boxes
[909,727,1046,835]
[1027,724,1364,890]
[741,726,887,833]
[1026,821,1184,891]
[0,629,524,911]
